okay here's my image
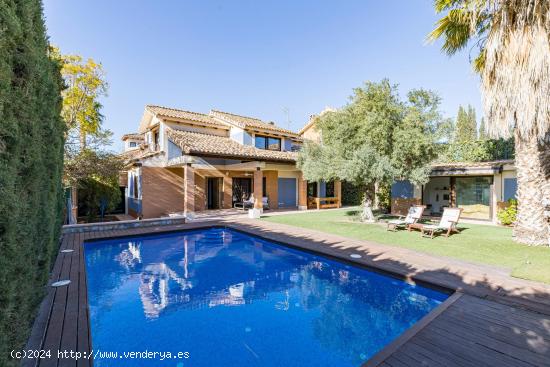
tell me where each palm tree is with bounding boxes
[428,0,549,245]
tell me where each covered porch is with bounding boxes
[391,160,517,223]
[167,156,307,216]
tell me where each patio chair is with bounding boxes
[387,205,425,231]
[234,194,255,210]
[421,207,463,238]
[262,196,270,210]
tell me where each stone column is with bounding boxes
[298,173,308,210]
[184,163,195,215]
[253,168,263,209]
[335,180,342,208]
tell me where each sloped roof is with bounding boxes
[210,110,299,137]
[167,129,297,162]
[121,133,144,141]
[429,159,515,176]
[431,159,514,169]
[146,105,228,129]
[119,148,163,165]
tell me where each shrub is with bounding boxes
[0,2,65,365]
[78,177,121,221]
[342,181,367,205]
[497,199,518,226]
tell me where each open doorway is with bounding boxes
[232,177,252,206]
[207,177,223,209]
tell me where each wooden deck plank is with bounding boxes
[429,317,549,366]
[23,233,72,367]
[77,232,91,367]
[40,236,74,367]
[386,351,425,367]
[442,308,550,354]
[408,338,478,367]
[398,341,463,367]
[58,233,80,367]
[417,321,536,367]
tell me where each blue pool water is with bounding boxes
[84,227,448,366]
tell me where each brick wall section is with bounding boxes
[264,170,278,209]
[334,180,342,207]
[298,174,307,209]
[223,175,232,209]
[184,164,196,214]
[253,169,263,208]
[194,171,206,211]
[391,198,421,216]
[119,171,128,187]
[141,167,185,218]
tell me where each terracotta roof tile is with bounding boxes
[167,128,297,162]
[121,133,144,141]
[210,110,299,137]
[146,105,228,129]
[119,147,163,164]
[431,159,514,168]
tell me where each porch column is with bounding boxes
[253,168,263,209]
[223,174,232,209]
[184,163,195,215]
[298,174,308,210]
[335,180,342,208]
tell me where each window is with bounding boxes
[254,135,280,151]
[267,137,280,151]
[503,178,517,201]
[133,175,139,199]
[129,141,137,148]
[325,181,335,197]
[307,182,317,197]
[262,177,267,196]
[456,176,493,220]
[153,130,159,150]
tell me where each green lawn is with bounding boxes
[262,208,550,284]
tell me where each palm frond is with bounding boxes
[482,5,550,140]
[428,9,473,55]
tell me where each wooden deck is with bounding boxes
[24,219,550,366]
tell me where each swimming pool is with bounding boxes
[84,227,448,366]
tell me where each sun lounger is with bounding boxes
[421,207,463,238]
[387,205,425,231]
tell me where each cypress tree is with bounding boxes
[479,117,487,139]
[0,1,65,365]
[455,104,477,142]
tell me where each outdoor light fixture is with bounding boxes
[51,280,71,287]
[350,254,362,259]
[60,249,74,253]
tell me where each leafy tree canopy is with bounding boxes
[440,105,514,162]
[50,46,108,149]
[298,80,447,191]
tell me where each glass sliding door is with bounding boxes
[455,176,492,220]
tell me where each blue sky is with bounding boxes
[43,0,482,151]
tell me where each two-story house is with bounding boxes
[121,105,338,218]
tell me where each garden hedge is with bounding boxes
[0,0,65,365]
